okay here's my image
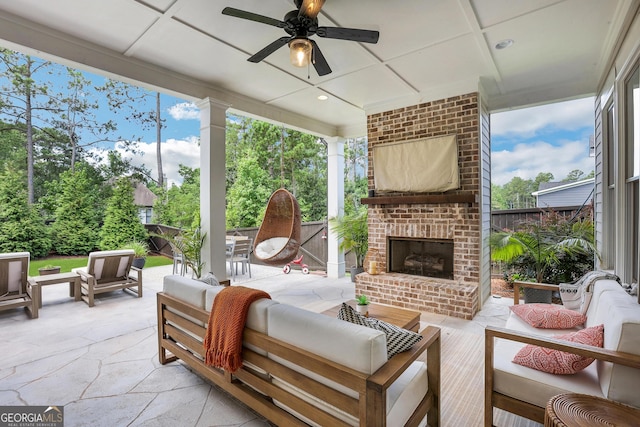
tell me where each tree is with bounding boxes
[50,68,117,171]
[51,167,102,254]
[99,177,148,250]
[0,50,59,204]
[226,154,271,228]
[101,80,166,187]
[153,165,200,228]
[0,163,51,257]
[563,169,587,182]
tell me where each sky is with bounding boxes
[116,94,595,188]
[491,97,595,186]
[1,51,596,188]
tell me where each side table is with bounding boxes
[545,393,640,426]
[28,272,82,318]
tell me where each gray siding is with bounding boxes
[537,183,594,208]
[480,97,491,306]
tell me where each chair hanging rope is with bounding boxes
[253,188,301,266]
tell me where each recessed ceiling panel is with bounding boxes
[0,0,159,52]
[327,0,471,61]
[268,86,366,130]
[319,65,416,108]
[131,19,310,102]
[470,0,561,29]
[387,34,491,93]
[485,0,617,93]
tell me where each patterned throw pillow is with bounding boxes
[512,324,604,375]
[510,303,587,329]
[197,272,221,287]
[337,303,422,358]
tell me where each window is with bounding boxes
[625,65,640,282]
[604,101,616,268]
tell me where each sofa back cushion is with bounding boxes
[268,303,387,374]
[587,284,640,407]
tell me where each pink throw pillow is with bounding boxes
[512,324,604,374]
[510,303,586,329]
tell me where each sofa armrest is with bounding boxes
[513,281,559,305]
[129,266,143,283]
[485,325,640,426]
[368,326,441,427]
[485,325,640,369]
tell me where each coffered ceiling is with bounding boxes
[0,0,635,137]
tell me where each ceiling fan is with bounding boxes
[222,0,379,76]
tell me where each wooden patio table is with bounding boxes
[322,300,421,332]
[27,272,81,318]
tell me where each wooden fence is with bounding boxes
[145,221,356,273]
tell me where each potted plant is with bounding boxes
[355,294,370,316]
[122,241,149,269]
[38,264,61,275]
[329,206,368,282]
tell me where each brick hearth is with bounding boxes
[356,93,480,319]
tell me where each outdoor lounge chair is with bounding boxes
[0,252,36,318]
[73,249,142,307]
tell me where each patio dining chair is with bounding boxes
[72,249,142,307]
[229,237,253,281]
[0,252,36,318]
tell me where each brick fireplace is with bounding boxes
[356,93,481,320]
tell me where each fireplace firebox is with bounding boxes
[387,237,454,279]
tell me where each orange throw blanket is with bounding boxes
[203,286,271,373]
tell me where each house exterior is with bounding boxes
[133,181,157,224]
[532,178,594,208]
[595,12,640,290]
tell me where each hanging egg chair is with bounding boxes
[253,188,302,266]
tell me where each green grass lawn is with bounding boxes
[29,255,173,276]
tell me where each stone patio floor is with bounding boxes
[0,264,514,426]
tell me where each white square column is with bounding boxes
[327,137,345,278]
[197,97,229,279]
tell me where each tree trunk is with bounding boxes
[156,92,164,188]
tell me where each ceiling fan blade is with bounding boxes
[248,37,291,63]
[298,0,325,19]
[222,7,287,29]
[310,40,331,76]
[316,26,379,44]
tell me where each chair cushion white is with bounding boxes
[87,249,134,279]
[255,237,289,259]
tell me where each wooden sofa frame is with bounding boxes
[485,281,640,426]
[157,292,441,427]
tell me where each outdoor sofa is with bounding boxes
[485,278,640,426]
[157,275,441,426]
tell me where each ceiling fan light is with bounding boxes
[300,0,325,18]
[289,38,312,67]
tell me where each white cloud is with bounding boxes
[90,137,200,187]
[492,97,594,138]
[491,140,594,186]
[167,102,199,120]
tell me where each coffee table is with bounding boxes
[322,300,421,332]
[545,393,640,426]
[28,272,81,318]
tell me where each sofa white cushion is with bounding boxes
[497,280,640,409]
[163,275,209,309]
[493,337,604,408]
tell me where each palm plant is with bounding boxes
[491,213,598,284]
[329,206,368,269]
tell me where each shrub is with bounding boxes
[491,208,598,284]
